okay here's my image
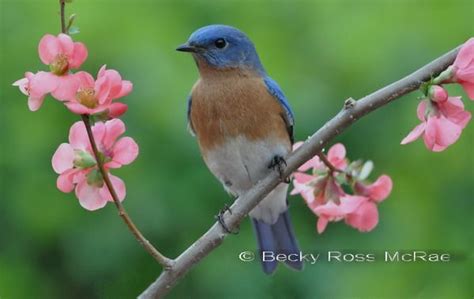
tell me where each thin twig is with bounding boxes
[58,0,172,268]
[59,0,66,34]
[139,45,461,298]
[317,152,344,174]
[81,116,173,268]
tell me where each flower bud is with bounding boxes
[428,85,448,103]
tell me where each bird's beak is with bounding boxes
[176,43,197,53]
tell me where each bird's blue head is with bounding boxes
[177,25,264,74]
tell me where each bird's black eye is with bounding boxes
[214,38,227,49]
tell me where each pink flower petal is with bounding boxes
[69,121,90,150]
[98,174,126,202]
[456,68,474,83]
[103,118,126,149]
[439,97,472,128]
[453,38,474,69]
[291,173,316,204]
[339,195,368,214]
[52,143,75,173]
[69,42,88,69]
[29,71,58,96]
[317,216,329,234]
[327,143,347,169]
[38,34,60,65]
[461,82,474,100]
[94,75,111,104]
[423,116,462,152]
[13,77,29,95]
[108,102,128,118]
[50,74,80,101]
[57,168,80,193]
[101,68,123,97]
[91,121,106,147]
[401,123,426,145]
[112,137,139,166]
[292,172,314,185]
[345,201,379,232]
[65,102,92,115]
[57,33,74,57]
[114,80,133,99]
[75,179,108,211]
[27,95,46,112]
[366,175,393,202]
[313,201,346,218]
[416,100,428,121]
[75,71,95,89]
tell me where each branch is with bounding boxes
[59,0,66,34]
[139,45,461,298]
[317,152,344,174]
[81,116,173,268]
[58,0,172,268]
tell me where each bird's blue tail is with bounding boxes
[251,210,303,274]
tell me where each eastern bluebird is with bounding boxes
[177,25,302,274]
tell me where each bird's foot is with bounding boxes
[215,204,239,234]
[268,155,290,183]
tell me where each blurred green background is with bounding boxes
[1,0,473,298]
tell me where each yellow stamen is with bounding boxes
[76,88,98,108]
[50,54,69,75]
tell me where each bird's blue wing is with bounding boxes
[186,94,195,136]
[263,76,294,143]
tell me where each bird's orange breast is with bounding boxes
[190,70,290,153]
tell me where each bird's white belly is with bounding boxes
[203,135,290,224]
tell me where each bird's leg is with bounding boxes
[215,203,239,234]
[268,155,290,183]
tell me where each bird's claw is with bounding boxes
[215,204,239,234]
[268,155,290,183]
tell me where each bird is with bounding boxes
[177,24,302,274]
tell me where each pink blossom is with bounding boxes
[64,65,132,117]
[313,195,366,233]
[326,143,348,170]
[13,72,57,111]
[39,33,88,73]
[452,38,474,99]
[13,34,88,109]
[354,175,393,202]
[401,98,471,151]
[345,201,379,232]
[290,172,316,204]
[37,33,88,101]
[292,142,391,234]
[52,119,138,210]
[346,175,393,232]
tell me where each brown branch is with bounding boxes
[59,0,66,34]
[58,1,172,268]
[139,45,461,298]
[81,116,173,268]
